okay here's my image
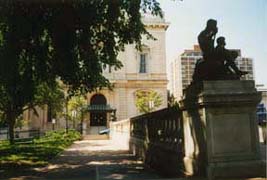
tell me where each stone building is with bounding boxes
[84,15,169,134]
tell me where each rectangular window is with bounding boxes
[139,54,147,73]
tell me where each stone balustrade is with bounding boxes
[110,81,266,179]
[110,107,184,175]
[110,119,131,150]
[129,107,184,176]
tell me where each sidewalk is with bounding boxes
[34,139,163,180]
[6,140,267,180]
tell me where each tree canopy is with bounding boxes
[0,0,164,143]
[0,0,162,94]
[135,90,162,113]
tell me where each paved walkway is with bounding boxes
[7,139,267,180]
[35,139,163,180]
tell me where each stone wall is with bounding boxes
[110,119,130,150]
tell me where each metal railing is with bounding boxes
[0,129,41,141]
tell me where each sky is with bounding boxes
[158,0,267,85]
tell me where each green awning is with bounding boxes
[86,104,116,112]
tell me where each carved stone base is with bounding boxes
[180,80,266,179]
[207,160,265,179]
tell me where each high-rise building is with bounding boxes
[169,45,254,100]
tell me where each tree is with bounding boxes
[0,81,65,139]
[34,81,65,121]
[67,95,87,129]
[135,90,162,113]
[0,1,164,143]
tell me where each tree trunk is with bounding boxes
[7,112,16,144]
[65,100,69,133]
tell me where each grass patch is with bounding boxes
[0,129,81,169]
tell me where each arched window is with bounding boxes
[90,94,107,105]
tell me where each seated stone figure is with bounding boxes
[193,19,219,81]
[214,37,248,80]
[192,20,248,82]
[198,19,218,61]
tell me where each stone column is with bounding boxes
[179,80,265,179]
[82,112,89,135]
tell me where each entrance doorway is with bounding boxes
[89,94,107,134]
[90,112,106,126]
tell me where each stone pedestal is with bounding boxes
[179,80,265,179]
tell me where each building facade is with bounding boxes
[169,45,255,100]
[83,15,169,134]
[21,15,169,134]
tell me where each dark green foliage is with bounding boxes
[0,130,81,169]
[0,0,163,94]
[0,111,7,128]
[0,0,163,143]
[33,81,65,119]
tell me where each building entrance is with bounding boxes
[90,112,107,126]
[86,94,116,135]
[88,94,107,135]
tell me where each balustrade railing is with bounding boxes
[110,106,184,175]
[130,106,183,151]
[109,119,130,150]
[129,106,184,175]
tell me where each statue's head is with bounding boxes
[217,36,226,46]
[231,51,239,59]
[206,19,217,31]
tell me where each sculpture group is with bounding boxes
[192,19,248,82]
